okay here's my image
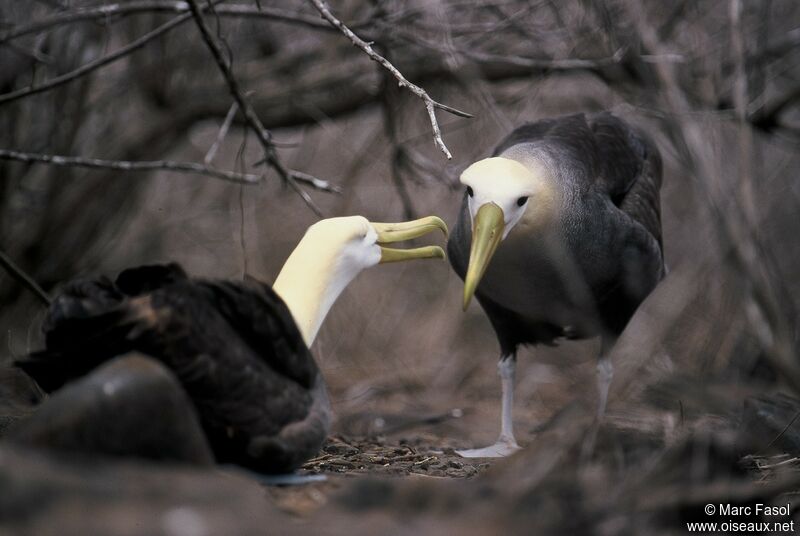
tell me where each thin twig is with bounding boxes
[0,2,358,44]
[764,411,800,452]
[0,148,257,183]
[0,250,52,306]
[373,19,416,219]
[185,0,323,215]
[0,9,200,106]
[0,149,339,192]
[204,101,239,165]
[443,47,627,72]
[308,0,472,159]
[290,170,342,194]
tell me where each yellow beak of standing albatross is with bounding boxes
[372,216,449,264]
[463,203,505,310]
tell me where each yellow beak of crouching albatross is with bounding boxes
[463,203,505,310]
[372,216,448,264]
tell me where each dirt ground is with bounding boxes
[303,435,490,479]
[267,356,590,519]
[266,435,492,517]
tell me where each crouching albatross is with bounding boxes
[19,215,447,473]
[448,112,665,457]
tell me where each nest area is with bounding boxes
[302,436,489,479]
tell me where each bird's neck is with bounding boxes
[272,233,360,348]
[499,149,569,211]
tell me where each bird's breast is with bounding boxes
[477,227,600,331]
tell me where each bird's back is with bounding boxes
[584,112,664,250]
[494,112,663,250]
[17,264,328,473]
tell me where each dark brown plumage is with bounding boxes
[17,263,330,473]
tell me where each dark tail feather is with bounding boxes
[16,277,142,392]
[16,305,142,392]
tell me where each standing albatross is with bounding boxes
[19,215,447,473]
[448,112,664,457]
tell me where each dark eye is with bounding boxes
[466,186,474,197]
[516,196,528,207]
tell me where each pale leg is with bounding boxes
[581,344,614,460]
[596,354,613,421]
[457,353,522,458]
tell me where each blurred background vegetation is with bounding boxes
[1,0,800,532]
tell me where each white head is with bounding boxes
[461,157,557,238]
[459,156,558,309]
[273,215,447,346]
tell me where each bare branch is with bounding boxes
[442,47,627,72]
[0,1,345,44]
[0,149,342,194]
[0,10,199,106]
[308,0,472,159]
[0,148,259,183]
[0,148,340,193]
[204,101,239,165]
[385,26,637,92]
[2,1,186,43]
[0,250,52,306]
[185,0,323,215]
[289,170,342,194]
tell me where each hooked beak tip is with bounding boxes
[373,215,448,264]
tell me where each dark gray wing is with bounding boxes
[587,112,664,249]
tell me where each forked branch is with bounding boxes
[0,149,339,192]
[185,0,327,214]
[308,0,472,159]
